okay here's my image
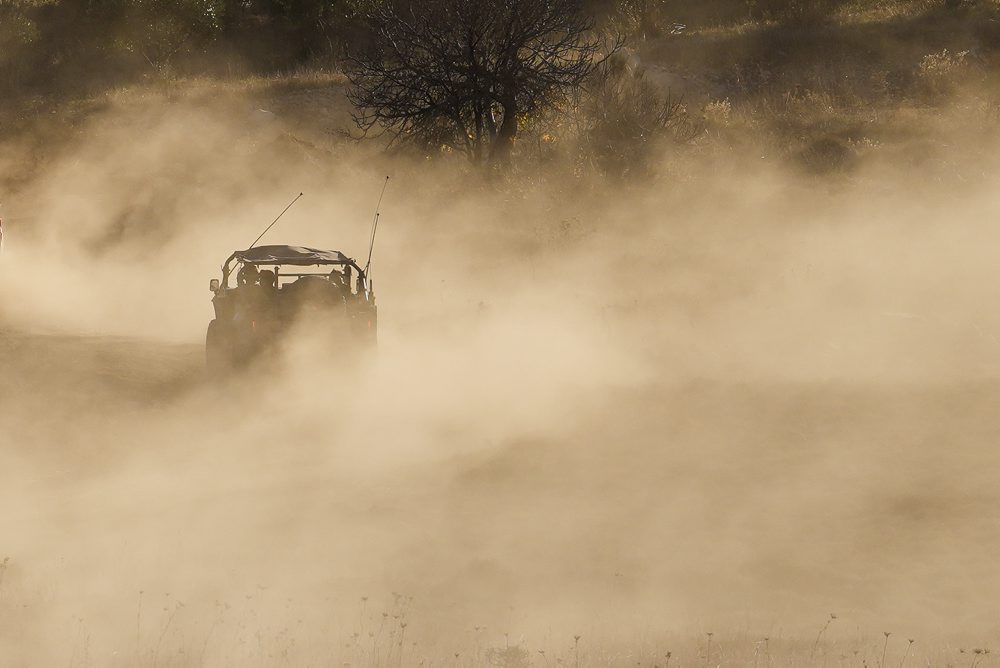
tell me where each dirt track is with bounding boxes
[0,328,201,404]
[4,325,1000,664]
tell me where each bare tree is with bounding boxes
[347,0,617,165]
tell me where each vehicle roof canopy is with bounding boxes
[234,245,352,267]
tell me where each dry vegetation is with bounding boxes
[5,0,1000,189]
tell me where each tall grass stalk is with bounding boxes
[810,613,838,660]
[899,638,914,668]
[881,632,892,668]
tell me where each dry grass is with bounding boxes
[833,0,943,24]
[4,0,1000,184]
[1,581,992,668]
[618,0,1000,178]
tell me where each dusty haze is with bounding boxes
[3,84,1000,667]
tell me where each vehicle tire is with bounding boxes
[206,320,232,378]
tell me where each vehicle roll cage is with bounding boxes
[220,252,370,294]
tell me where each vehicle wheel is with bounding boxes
[206,320,232,378]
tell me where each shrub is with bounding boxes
[917,48,972,97]
[484,645,532,668]
[703,98,733,127]
[573,56,701,179]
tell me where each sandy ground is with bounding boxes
[4,81,1000,666]
[3,324,1000,665]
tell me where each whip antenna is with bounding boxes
[364,176,390,276]
[249,192,303,249]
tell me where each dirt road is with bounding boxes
[3,326,999,664]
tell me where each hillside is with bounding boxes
[4,0,1000,190]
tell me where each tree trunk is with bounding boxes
[491,98,517,164]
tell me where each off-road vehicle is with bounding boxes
[206,244,377,374]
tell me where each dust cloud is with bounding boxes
[3,89,1000,666]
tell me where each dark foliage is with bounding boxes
[0,0,367,97]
